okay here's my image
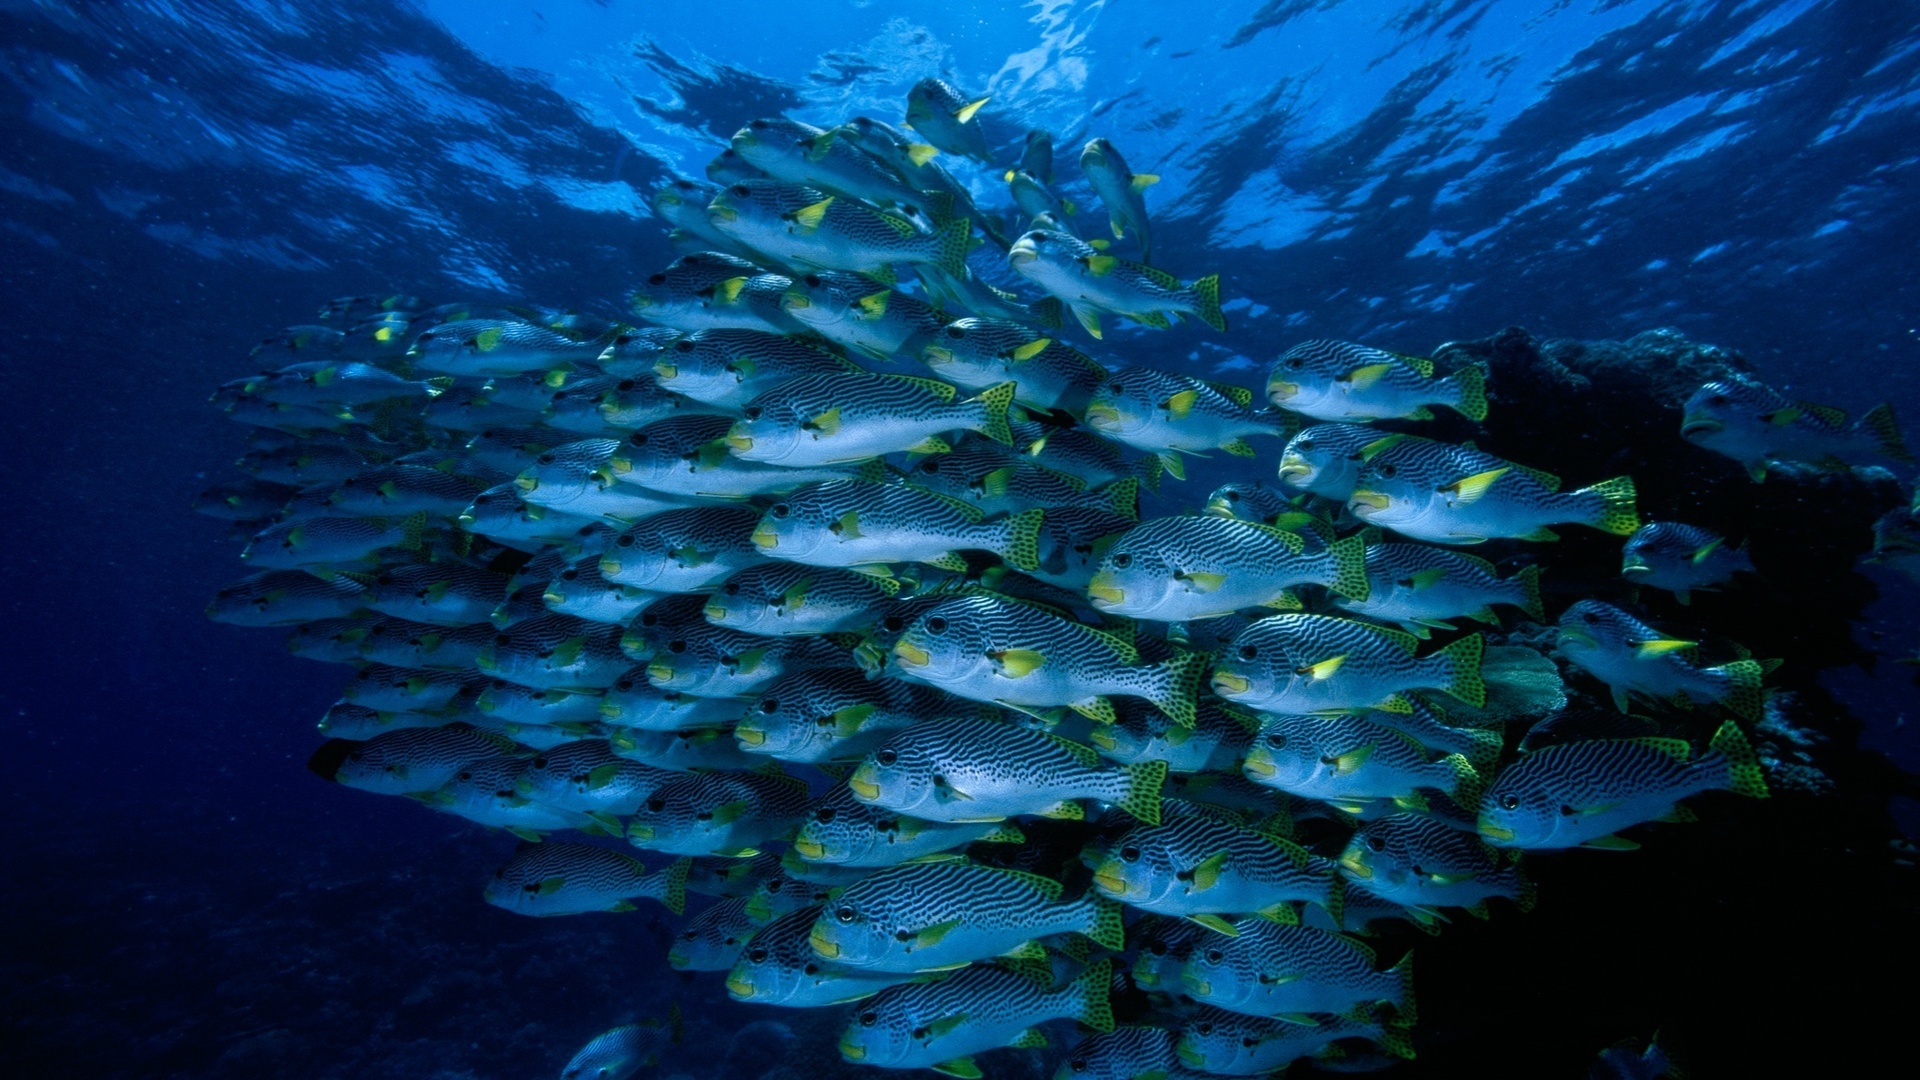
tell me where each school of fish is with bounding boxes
[198,78,1913,1079]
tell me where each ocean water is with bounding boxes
[3,1,1918,1078]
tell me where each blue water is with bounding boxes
[3,1,1918,1077]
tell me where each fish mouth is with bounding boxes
[1268,380,1300,400]
[731,127,757,148]
[704,600,730,621]
[1092,860,1129,895]
[598,558,622,577]
[1202,496,1235,517]
[1211,670,1251,695]
[734,723,767,747]
[920,345,953,365]
[725,431,755,453]
[1478,820,1515,843]
[629,824,656,842]
[1087,728,1118,752]
[1348,490,1390,511]
[751,525,780,549]
[707,200,739,224]
[1086,573,1125,607]
[781,291,811,310]
[541,590,565,606]
[1008,238,1040,264]
[1182,973,1212,997]
[456,512,476,527]
[1242,747,1277,779]
[1338,851,1374,879]
[513,474,538,494]
[1621,558,1651,575]
[1277,457,1311,482]
[646,661,676,683]
[847,766,882,802]
[1680,415,1723,437]
[652,361,678,379]
[1175,1045,1206,1068]
[725,973,756,999]
[1083,403,1121,429]
[598,700,623,719]
[1556,627,1596,649]
[629,294,656,310]
[892,640,932,668]
[837,1036,865,1061]
[810,924,842,959]
[793,837,826,860]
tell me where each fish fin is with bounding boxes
[1119,760,1169,824]
[912,917,964,949]
[1344,362,1396,391]
[1072,958,1117,1033]
[1860,402,1912,461]
[1436,633,1487,707]
[1577,475,1640,535]
[991,648,1046,678]
[999,507,1045,572]
[1443,467,1510,506]
[973,381,1017,445]
[1223,438,1257,457]
[1084,894,1128,950]
[932,217,972,277]
[1085,253,1119,277]
[1103,476,1141,520]
[1633,638,1697,658]
[791,196,834,232]
[1513,563,1546,620]
[954,96,990,123]
[1705,659,1767,723]
[1188,913,1240,936]
[1157,451,1185,480]
[1189,274,1226,332]
[1325,534,1371,601]
[1255,901,1302,926]
[932,1058,981,1079]
[1709,719,1769,797]
[1203,380,1255,407]
[1300,654,1346,682]
[1164,388,1199,420]
[1189,849,1232,892]
[1038,800,1085,820]
[927,551,971,573]
[1131,173,1160,191]
[1448,364,1489,421]
[1329,744,1373,776]
[505,826,543,843]
[1657,804,1700,824]
[856,289,889,318]
[659,857,690,915]
[1150,651,1206,728]
[1261,589,1304,611]
[1009,1027,1048,1049]
[1357,433,1407,461]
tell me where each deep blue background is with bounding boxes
[3,2,1917,1077]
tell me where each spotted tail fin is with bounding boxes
[1575,475,1639,536]
[1860,403,1912,462]
[1447,364,1489,422]
[1707,720,1769,798]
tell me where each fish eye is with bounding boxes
[617,379,635,390]
[1109,382,1125,394]
[730,184,750,196]
[894,928,912,942]
[1296,439,1315,451]
[749,119,768,130]
[615,678,634,691]
[838,907,858,924]
[561,569,579,580]
[668,639,687,653]
[1378,464,1397,478]
[883,616,904,632]
[494,633,512,645]
[1708,393,1728,406]
[1265,733,1288,751]
[647,273,666,285]
[1204,949,1224,963]
[919,459,940,474]
[803,962,820,975]
[537,453,555,465]
[1070,1059,1087,1072]
[746,946,768,962]
[1501,794,1520,810]
[1238,645,1258,660]
[876,749,898,766]
[1148,941,1168,956]
[724,582,740,595]
[630,433,649,448]
[771,504,791,519]
[1581,611,1599,625]
[646,797,666,812]
[617,535,635,547]
[743,406,762,420]
[1196,1022,1214,1035]
[815,806,837,823]
[760,698,780,713]
[925,617,947,635]
[1120,845,1141,862]
[673,339,695,353]
[1286,357,1303,369]
[1366,835,1386,852]
[1112,553,1132,569]
[804,274,821,286]
[859,1009,877,1026]
[641,611,660,626]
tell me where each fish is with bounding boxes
[1620,521,1755,603]
[340,663,477,713]
[733,118,937,219]
[1267,341,1488,422]
[1083,367,1285,479]
[1590,1034,1679,1080]
[1867,500,1920,583]
[236,441,381,487]
[476,615,632,690]
[669,896,762,971]
[1053,1027,1182,1080]
[475,680,611,729]
[315,701,444,740]
[1338,813,1532,915]
[1556,600,1768,719]
[484,843,689,916]
[641,624,852,700]
[516,740,680,817]
[513,439,699,524]
[905,442,1138,520]
[192,477,298,522]
[703,562,900,636]
[1006,169,1077,231]
[325,465,486,519]
[837,958,1116,1076]
[625,768,812,856]
[603,414,868,500]
[1679,378,1909,481]
[1174,1005,1413,1076]
[781,271,951,362]
[419,755,601,837]
[1332,544,1544,637]
[1085,812,1343,928]
[727,905,924,1007]
[1009,230,1224,339]
[241,513,428,571]
[735,667,976,765]
[904,77,995,163]
[889,592,1207,726]
[1027,506,1141,594]
[808,856,1126,972]
[706,146,769,185]
[248,360,445,410]
[545,373,714,437]
[318,724,521,796]
[610,725,768,773]
[596,674,743,732]
[1180,916,1415,1023]
[596,505,766,593]
[1241,711,1482,814]
[848,715,1167,824]
[749,479,1045,573]
[1085,515,1368,621]
[460,484,606,552]
[726,372,1016,466]
[1088,698,1258,775]
[1211,614,1487,715]
[1079,138,1158,263]
[707,180,970,279]
[920,318,1108,414]
[355,618,495,671]
[1203,480,1302,527]
[1347,436,1638,544]
[652,178,761,259]
[594,326,689,379]
[466,426,569,475]
[363,563,508,627]
[1018,422,1159,489]
[542,558,655,625]
[1020,129,1054,182]
[629,249,796,333]
[649,328,855,408]
[206,570,369,626]
[1478,720,1769,850]
[618,592,719,661]
[790,784,1024,867]
[1516,708,1659,754]
[408,319,610,378]
[559,1018,677,1080]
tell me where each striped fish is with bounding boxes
[1267,339,1488,422]
[704,562,900,636]
[1088,698,1258,775]
[790,785,1023,868]
[475,614,631,690]
[1083,366,1285,479]
[473,680,607,728]
[625,768,812,857]
[1055,1027,1182,1080]
[1211,614,1486,715]
[1086,811,1342,929]
[1348,435,1637,544]
[514,739,678,818]
[483,842,688,917]
[736,667,984,765]
[1180,916,1415,1023]
[1086,515,1368,622]
[418,755,596,837]
[642,624,852,699]
[750,479,1045,573]
[904,441,1140,520]
[838,958,1116,1075]
[596,505,766,593]
[649,328,853,408]
[322,724,519,795]
[726,905,923,1007]
[808,856,1126,972]
[353,618,491,671]
[627,248,791,332]
[206,569,370,626]
[559,1018,675,1080]
[1556,600,1767,718]
[781,270,952,363]
[596,675,743,732]
[339,663,475,712]
[848,715,1167,825]
[1680,377,1909,482]
[1175,1005,1412,1076]
[1203,480,1300,527]
[707,179,971,277]
[726,371,1017,466]
[512,438,698,524]
[920,317,1108,414]
[540,556,654,626]
[1339,813,1532,915]
[1241,712,1482,815]
[669,895,761,971]
[890,593,1207,726]
[603,413,867,500]
[1332,543,1544,637]
[1010,229,1224,339]
[1620,520,1755,604]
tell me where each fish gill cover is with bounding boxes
[3,1,1919,1079]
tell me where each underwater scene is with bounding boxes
[5,1,1920,1077]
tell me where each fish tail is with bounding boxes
[974,381,1018,446]
[1149,651,1207,728]
[1189,274,1227,332]
[1324,533,1371,602]
[931,217,972,277]
[1461,726,1505,771]
[1574,475,1639,536]
[1707,719,1770,798]
[1117,759,1168,824]
[1131,454,1164,493]
[656,857,691,916]
[1029,296,1066,331]
[995,507,1045,572]
[1068,958,1117,1034]
[1859,402,1913,462]
[1377,1023,1418,1060]
[1323,872,1347,928]
[1433,633,1487,707]
[1388,951,1417,1024]
[1707,658,1767,722]
[1512,563,1546,621]
[1441,752,1483,806]
[1081,894,1128,951]
[1103,476,1142,520]
[1445,363,1489,422]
